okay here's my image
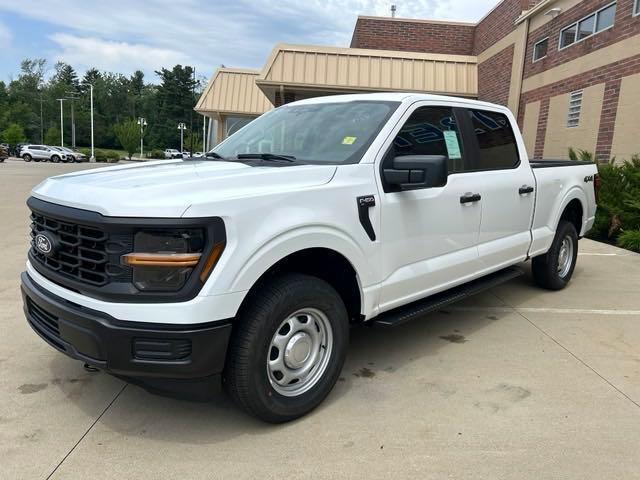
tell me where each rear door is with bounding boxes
[459,108,535,270]
[377,103,483,312]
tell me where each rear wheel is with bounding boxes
[532,220,578,290]
[224,274,348,423]
[23,154,32,162]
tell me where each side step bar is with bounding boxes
[372,266,524,328]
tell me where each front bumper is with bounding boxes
[21,272,232,380]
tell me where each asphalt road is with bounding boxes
[1,159,639,479]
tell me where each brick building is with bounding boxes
[350,0,640,161]
[196,0,640,161]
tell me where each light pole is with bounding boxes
[56,98,67,146]
[89,84,95,162]
[178,122,187,153]
[137,117,147,158]
[202,116,207,152]
[65,91,80,149]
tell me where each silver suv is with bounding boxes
[51,146,87,163]
[21,145,67,163]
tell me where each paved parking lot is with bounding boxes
[1,159,639,479]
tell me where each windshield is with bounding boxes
[211,100,399,165]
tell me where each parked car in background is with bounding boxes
[50,146,87,163]
[193,152,203,158]
[20,145,67,163]
[0,144,8,162]
[182,151,191,158]
[164,148,182,159]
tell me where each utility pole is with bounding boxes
[57,98,67,146]
[190,67,195,157]
[202,116,207,153]
[178,122,187,153]
[137,117,147,158]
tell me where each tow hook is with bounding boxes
[83,363,100,373]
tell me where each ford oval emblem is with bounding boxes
[35,232,54,256]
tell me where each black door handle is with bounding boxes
[460,193,481,204]
[519,185,534,195]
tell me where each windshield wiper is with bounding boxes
[203,151,230,161]
[236,153,298,163]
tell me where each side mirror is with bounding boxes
[383,155,448,191]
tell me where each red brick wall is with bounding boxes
[473,0,536,54]
[518,54,640,160]
[350,17,475,55]
[478,45,515,105]
[524,0,640,79]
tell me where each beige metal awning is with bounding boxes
[255,43,478,104]
[194,68,273,117]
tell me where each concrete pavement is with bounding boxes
[1,160,639,479]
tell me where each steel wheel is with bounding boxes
[557,235,574,278]
[267,308,333,397]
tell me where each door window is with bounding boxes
[467,109,520,170]
[392,106,464,173]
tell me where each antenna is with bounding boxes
[390,4,396,17]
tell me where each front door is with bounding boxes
[377,103,482,313]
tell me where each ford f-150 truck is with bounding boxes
[21,93,598,422]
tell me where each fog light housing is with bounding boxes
[133,338,192,361]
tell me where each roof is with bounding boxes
[256,44,478,98]
[194,68,272,116]
[289,92,511,112]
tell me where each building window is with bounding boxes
[635,0,640,16]
[567,90,583,128]
[559,2,616,49]
[533,38,548,62]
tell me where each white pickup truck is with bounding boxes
[22,93,598,422]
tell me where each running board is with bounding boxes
[371,266,524,328]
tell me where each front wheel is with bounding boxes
[23,154,32,162]
[51,155,60,163]
[224,274,348,423]
[532,220,578,290]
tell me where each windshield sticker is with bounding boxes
[342,136,357,145]
[443,131,462,160]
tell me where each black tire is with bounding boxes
[23,154,32,162]
[51,155,60,163]
[224,273,349,423]
[532,220,578,290]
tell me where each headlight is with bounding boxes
[121,229,223,292]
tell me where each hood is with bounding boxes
[32,160,337,217]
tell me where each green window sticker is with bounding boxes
[342,136,357,145]
[443,131,462,160]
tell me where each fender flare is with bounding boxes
[553,187,587,235]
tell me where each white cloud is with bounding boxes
[0,0,499,78]
[49,33,191,74]
[0,20,11,49]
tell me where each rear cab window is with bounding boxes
[465,109,520,171]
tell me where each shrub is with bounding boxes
[587,154,640,248]
[147,149,165,159]
[568,147,595,162]
[616,230,640,252]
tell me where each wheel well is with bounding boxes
[243,248,363,323]
[560,199,583,235]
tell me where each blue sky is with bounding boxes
[0,0,497,83]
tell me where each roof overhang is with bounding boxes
[194,67,273,117]
[255,43,478,103]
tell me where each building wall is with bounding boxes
[610,72,640,160]
[543,84,605,158]
[477,44,515,105]
[350,16,475,55]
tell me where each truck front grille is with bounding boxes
[29,211,133,287]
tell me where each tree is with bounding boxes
[44,126,60,146]
[1,123,27,145]
[114,119,141,160]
